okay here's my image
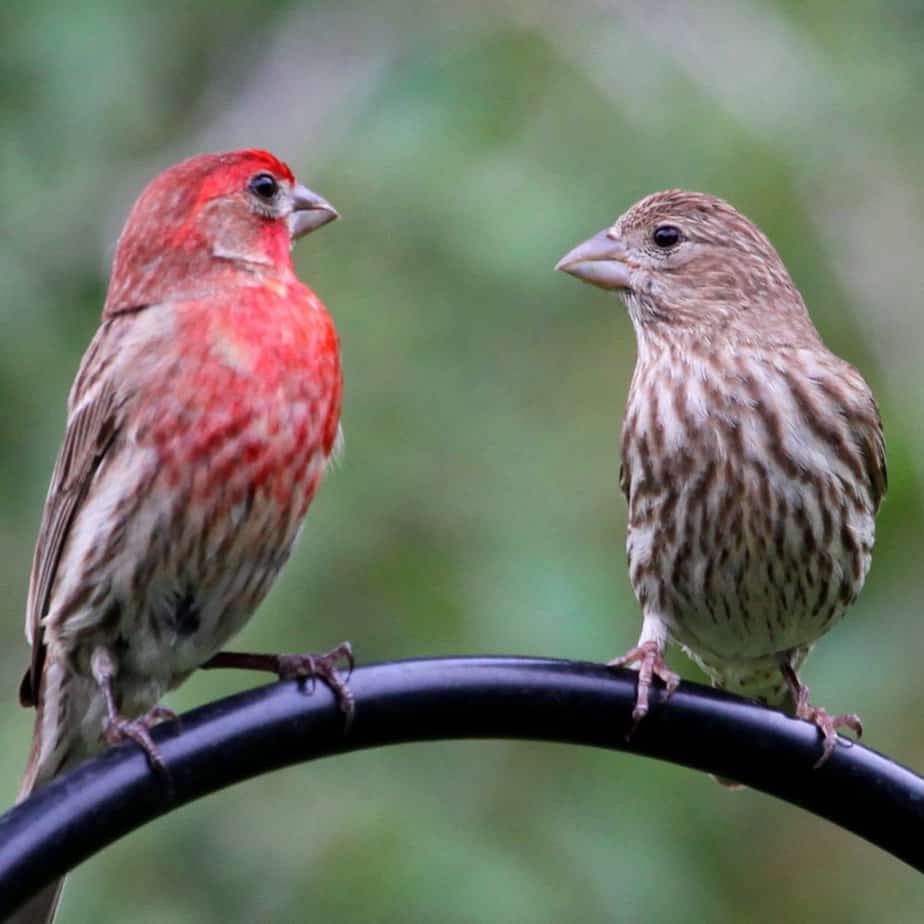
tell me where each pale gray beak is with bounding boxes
[555,229,632,290]
[288,184,339,239]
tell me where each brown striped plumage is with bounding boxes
[557,190,885,769]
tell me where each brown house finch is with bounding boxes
[557,190,885,768]
[15,150,347,923]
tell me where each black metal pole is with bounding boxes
[1,656,922,916]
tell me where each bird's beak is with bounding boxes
[555,229,632,290]
[288,184,339,239]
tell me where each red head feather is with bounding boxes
[105,150,299,315]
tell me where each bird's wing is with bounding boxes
[842,362,887,514]
[858,405,887,513]
[21,322,124,707]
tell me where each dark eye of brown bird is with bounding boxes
[652,224,681,248]
[249,172,279,200]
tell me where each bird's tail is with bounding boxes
[7,881,65,924]
[9,706,71,924]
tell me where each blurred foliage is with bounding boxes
[1,0,923,921]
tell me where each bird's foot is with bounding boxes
[607,640,680,731]
[91,646,174,775]
[796,702,863,768]
[103,703,176,774]
[780,656,861,768]
[276,642,355,726]
[203,642,355,730]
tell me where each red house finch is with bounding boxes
[557,190,885,767]
[15,150,346,923]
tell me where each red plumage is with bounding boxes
[15,150,341,924]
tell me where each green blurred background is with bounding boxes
[2,1,923,921]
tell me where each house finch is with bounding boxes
[556,190,885,768]
[14,150,347,923]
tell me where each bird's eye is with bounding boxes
[652,225,682,248]
[248,172,279,200]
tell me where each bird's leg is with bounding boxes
[202,641,355,728]
[91,646,175,774]
[780,655,862,768]
[608,622,680,732]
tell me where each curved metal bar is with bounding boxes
[1,657,922,915]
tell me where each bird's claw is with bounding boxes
[143,704,180,725]
[608,640,679,733]
[797,704,863,768]
[780,659,861,768]
[103,705,174,774]
[277,641,355,729]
